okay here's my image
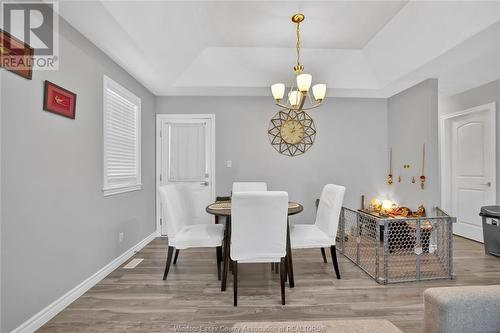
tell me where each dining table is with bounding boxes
[206,200,304,291]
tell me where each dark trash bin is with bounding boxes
[480,206,500,258]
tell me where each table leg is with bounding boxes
[286,217,295,288]
[221,216,231,292]
[284,255,288,283]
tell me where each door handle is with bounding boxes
[201,181,209,186]
[481,182,491,187]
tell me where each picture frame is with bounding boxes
[0,29,34,80]
[43,81,77,119]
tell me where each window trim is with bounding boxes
[103,75,142,196]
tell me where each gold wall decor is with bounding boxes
[420,143,426,190]
[387,148,393,185]
[268,109,316,157]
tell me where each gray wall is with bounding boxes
[387,79,440,211]
[156,96,389,222]
[440,79,500,203]
[1,19,156,332]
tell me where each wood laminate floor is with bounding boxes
[39,236,500,333]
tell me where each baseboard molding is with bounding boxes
[10,232,157,333]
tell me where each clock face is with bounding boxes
[268,110,316,157]
[280,120,305,144]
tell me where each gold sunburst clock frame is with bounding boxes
[268,110,316,157]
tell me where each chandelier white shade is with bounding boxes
[271,83,285,101]
[271,13,326,112]
[288,90,301,107]
[312,84,326,101]
[296,74,312,92]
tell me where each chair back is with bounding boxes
[315,184,346,239]
[159,184,192,238]
[231,191,288,262]
[232,182,267,193]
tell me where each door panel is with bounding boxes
[457,122,484,176]
[169,123,206,182]
[457,189,485,228]
[445,104,496,242]
[157,116,215,236]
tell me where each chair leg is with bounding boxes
[216,246,222,281]
[321,248,328,263]
[163,246,175,280]
[330,245,341,279]
[173,249,180,265]
[233,261,238,307]
[286,219,295,288]
[271,263,274,272]
[275,262,279,274]
[280,258,286,305]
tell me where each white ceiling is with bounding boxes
[58,1,500,97]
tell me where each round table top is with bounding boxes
[206,201,303,217]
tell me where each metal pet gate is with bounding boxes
[338,207,455,284]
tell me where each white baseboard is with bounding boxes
[10,232,157,333]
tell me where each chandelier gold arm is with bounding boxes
[275,90,323,112]
[275,99,324,112]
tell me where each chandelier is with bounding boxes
[271,13,326,112]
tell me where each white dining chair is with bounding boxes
[231,182,271,273]
[159,184,225,280]
[290,184,346,279]
[230,191,288,306]
[232,182,268,193]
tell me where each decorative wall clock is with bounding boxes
[268,110,316,157]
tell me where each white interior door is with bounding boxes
[156,114,215,236]
[441,103,496,242]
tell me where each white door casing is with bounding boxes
[156,114,215,236]
[440,103,496,242]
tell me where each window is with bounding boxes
[103,76,141,196]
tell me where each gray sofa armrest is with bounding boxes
[424,285,500,333]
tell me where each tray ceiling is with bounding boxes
[58,1,500,97]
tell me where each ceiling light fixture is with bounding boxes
[271,13,326,112]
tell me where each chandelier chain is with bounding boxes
[296,21,301,69]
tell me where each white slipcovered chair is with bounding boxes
[231,182,271,273]
[230,191,289,306]
[232,182,268,193]
[290,184,346,279]
[159,184,225,280]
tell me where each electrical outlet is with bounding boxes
[119,232,124,243]
[226,160,232,168]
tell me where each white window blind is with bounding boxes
[103,76,141,196]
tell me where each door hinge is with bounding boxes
[160,218,162,225]
[159,130,162,138]
[160,174,162,182]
